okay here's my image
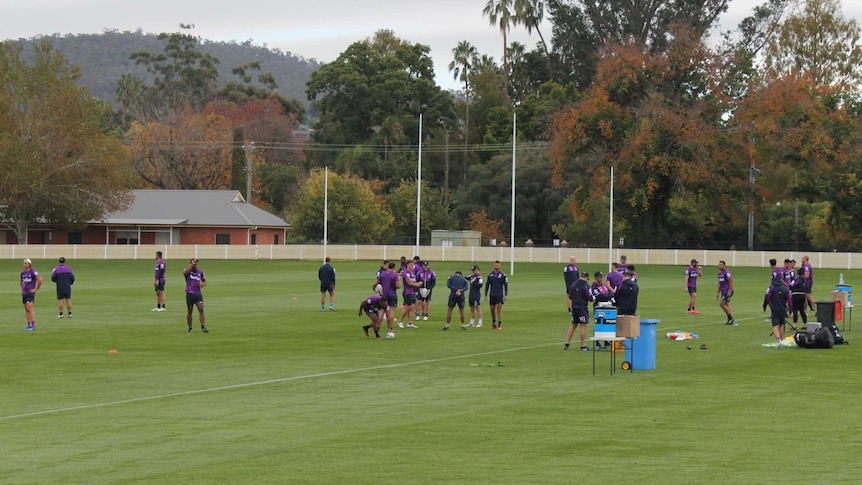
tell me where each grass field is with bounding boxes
[1,258,860,484]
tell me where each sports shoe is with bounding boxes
[496,326,502,331]
[151,308,159,312]
[363,326,370,338]
[329,304,336,312]
[157,308,166,312]
[467,322,475,327]
[58,314,64,318]
[475,323,483,328]
[725,318,735,326]
[595,343,604,350]
[580,346,590,351]
[692,309,700,314]
[187,327,193,333]
[686,310,693,314]
[491,325,497,330]
[321,306,325,311]
[25,325,35,331]
[441,326,450,331]
[406,323,418,328]
[775,340,782,349]
[201,327,209,333]
[563,343,570,350]
[422,315,428,321]
[397,321,404,328]
[67,314,72,319]
[461,325,467,330]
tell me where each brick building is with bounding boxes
[1,190,290,245]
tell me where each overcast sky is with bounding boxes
[2,0,861,91]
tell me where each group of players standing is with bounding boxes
[763,256,815,347]
[563,255,640,351]
[327,256,509,340]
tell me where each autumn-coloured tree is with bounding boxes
[549,27,749,246]
[126,110,233,189]
[0,41,134,243]
[467,209,505,245]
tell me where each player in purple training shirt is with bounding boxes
[21,258,43,331]
[397,260,423,329]
[183,258,208,333]
[374,262,401,335]
[801,255,815,311]
[153,251,167,311]
[416,261,437,321]
[359,294,390,340]
[716,260,734,326]
[685,259,702,314]
[605,262,622,293]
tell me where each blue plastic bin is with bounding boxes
[625,319,660,370]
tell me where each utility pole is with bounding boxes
[244,141,255,203]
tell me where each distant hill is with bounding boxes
[12,29,321,111]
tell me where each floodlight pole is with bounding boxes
[510,112,516,275]
[416,113,423,255]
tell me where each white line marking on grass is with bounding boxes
[0,344,555,422]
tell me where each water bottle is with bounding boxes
[840,273,844,284]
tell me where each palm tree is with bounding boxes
[448,41,478,169]
[483,0,516,104]
[514,0,554,81]
[115,72,143,126]
[507,41,528,103]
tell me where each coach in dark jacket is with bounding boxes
[615,270,639,315]
[51,257,75,318]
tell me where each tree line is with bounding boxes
[2,0,862,250]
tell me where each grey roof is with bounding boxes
[95,190,290,228]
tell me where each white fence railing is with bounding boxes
[0,244,858,269]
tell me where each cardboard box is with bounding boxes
[832,290,849,308]
[616,315,640,338]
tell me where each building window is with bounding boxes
[68,232,83,244]
[274,234,280,245]
[215,234,231,245]
[251,234,257,245]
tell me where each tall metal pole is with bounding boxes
[416,113,422,255]
[510,112,516,275]
[323,167,328,259]
[609,166,614,273]
[748,161,755,251]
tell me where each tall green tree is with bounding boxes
[129,24,220,119]
[289,169,393,243]
[115,72,143,126]
[764,0,862,88]
[386,180,455,241]
[0,41,134,243]
[515,0,554,81]
[448,40,478,153]
[483,0,517,103]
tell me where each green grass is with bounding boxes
[1,259,860,484]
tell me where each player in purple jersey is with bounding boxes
[21,259,43,331]
[606,262,622,292]
[563,256,580,314]
[152,251,167,312]
[801,255,815,310]
[183,258,208,333]
[374,262,401,334]
[397,261,423,329]
[769,258,784,285]
[359,294,390,339]
[618,255,629,273]
[716,261,734,325]
[685,259,702,314]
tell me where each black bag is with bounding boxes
[824,323,846,345]
[794,328,835,349]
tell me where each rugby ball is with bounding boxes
[419,288,430,298]
[374,283,383,294]
[386,331,395,339]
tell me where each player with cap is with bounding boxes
[618,255,629,272]
[564,271,593,350]
[21,258,43,331]
[466,265,484,327]
[51,257,75,318]
[685,259,702,314]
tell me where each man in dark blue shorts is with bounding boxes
[183,258,208,333]
[318,256,336,311]
[153,251,166,312]
[485,260,509,330]
[565,271,592,351]
[51,257,75,318]
[359,294,390,340]
[466,265,484,327]
[442,271,469,330]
